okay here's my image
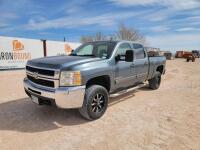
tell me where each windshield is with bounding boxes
[71,41,117,59]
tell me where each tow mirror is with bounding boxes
[125,50,134,62]
[115,55,121,61]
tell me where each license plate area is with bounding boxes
[31,95,39,104]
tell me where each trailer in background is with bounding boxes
[145,47,161,57]
[175,51,184,58]
[163,51,173,60]
[175,51,193,58]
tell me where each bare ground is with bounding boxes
[0,59,200,150]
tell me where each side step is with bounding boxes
[109,83,148,98]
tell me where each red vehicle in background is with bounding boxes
[175,51,185,58]
[182,52,195,62]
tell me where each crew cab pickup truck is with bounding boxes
[24,41,166,120]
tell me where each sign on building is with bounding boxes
[0,36,43,70]
[46,41,81,56]
[0,36,81,70]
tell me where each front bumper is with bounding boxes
[23,78,85,109]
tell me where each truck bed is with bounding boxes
[147,56,166,80]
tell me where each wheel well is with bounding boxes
[156,66,164,74]
[86,76,111,92]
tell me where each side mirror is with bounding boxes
[115,55,121,61]
[125,50,134,62]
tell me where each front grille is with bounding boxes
[27,75,54,88]
[26,66,55,76]
[28,88,41,95]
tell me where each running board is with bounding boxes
[109,83,148,98]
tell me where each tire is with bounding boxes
[79,85,109,120]
[149,72,161,90]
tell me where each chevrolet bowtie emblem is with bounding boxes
[33,72,39,79]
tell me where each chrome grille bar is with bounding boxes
[26,65,60,88]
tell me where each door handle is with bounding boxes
[144,62,148,65]
[130,64,135,68]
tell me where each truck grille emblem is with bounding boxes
[33,72,39,79]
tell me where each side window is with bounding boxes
[97,44,108,58]
[133,44,145,59]
[116,43,131,56]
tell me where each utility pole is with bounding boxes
[41,39,47,57]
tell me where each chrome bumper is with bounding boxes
[23,78,85,109]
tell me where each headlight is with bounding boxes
[60,71,82,86]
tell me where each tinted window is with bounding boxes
[116,43,131,56]
[133,44,145,59]
[97,44,109,59]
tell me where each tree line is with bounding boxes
[80,24,146,45]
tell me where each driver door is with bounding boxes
[114,43,137,89]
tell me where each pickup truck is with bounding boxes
[192,50,200,58]
[24,41,166,120]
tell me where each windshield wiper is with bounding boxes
[69,53,77,56]
[77,54,96,57]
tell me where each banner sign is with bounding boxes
[0,36,43,70]
[0,36,81,70]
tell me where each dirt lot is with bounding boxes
[0,59,200,150]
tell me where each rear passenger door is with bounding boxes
[133,43,149,83]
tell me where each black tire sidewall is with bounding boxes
[149,72,161,90]
[155,73,161,89]
[85,85,108,120]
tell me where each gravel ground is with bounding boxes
[0,59,200,150]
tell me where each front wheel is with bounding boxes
[148,72,161,90]
[79,85,109,120]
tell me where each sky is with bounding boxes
[0,0,200,51]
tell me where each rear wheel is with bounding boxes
[149,72,161,90]
[79,85,108,120]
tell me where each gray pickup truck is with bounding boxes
[24,41,166,120]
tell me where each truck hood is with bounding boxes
[27,55,102,69]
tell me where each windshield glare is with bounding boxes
[72,41,117,59]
